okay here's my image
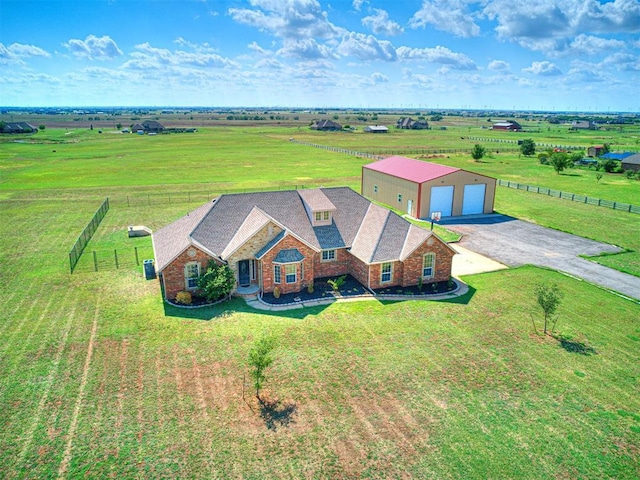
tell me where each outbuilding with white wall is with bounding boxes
[362,156,496,219]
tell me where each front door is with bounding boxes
[238,260,250,287]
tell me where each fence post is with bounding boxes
[93,251,98,272]
[135,247,139,266]
[114,249,119,269]
[69,253,74,274]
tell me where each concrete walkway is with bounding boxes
[441,214,640,301]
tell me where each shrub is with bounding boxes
[327,275,347,291]
[197,261,235,302]
[175,291,192,305]
[307,284,314,294]
[273,286,281,298]
[418,277,423,291]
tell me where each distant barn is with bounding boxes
[492,121,522,132]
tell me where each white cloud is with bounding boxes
[336,32,397,61]
[127,42,237,68]
[352,0,367,12]
[277,38,337,59]
[488,59,510,71]
[371,72,389,83]
[228,0,343,40]
[63,35,123,60]
[174,37,216,53]
[409,0,480,38]
[523,60,562,76]
[569,34,626,56]
[484,0,640,54]
[362,9,404,36]
[397,45,477,70]
[0,42,50,64]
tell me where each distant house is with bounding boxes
[362,156,496,219]
[141,120,164,133]
[364,125,389,133]
[587,145,604,157]
[600,152,635,161]
[396,117,429,130]
[152,187,455,301]
[131,123,145,134]
[621,153,640,173]
[571,120,597,130]
[492,121,522,132]
[310,119,343,131]
[0,122,38,134]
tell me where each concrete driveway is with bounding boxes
[441,214,640,301]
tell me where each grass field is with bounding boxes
[0,123,638,478]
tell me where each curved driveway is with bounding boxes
[441,215,640,301]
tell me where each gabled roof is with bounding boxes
[298,188,336,211]
[601,152,635,160]
[152,200,217,271]
[153,187,449,271]
[363,156,460,184]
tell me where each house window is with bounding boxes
[381,262,392,283]
[398,194,402,203]
[423,253,435,279]
[184,262,200,290]
[285,264,296,283]
[322,249,336,261]
[374,185,378,193]
[315,211,322,222]
[274,265,281,284]
[323,211,330,221]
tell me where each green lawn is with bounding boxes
[0,125,638,478]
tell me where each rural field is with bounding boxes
[0,118,639,478]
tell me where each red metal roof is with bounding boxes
[364,156,460,183]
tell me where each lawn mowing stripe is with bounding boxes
[188,348,216,476]
[171,344,190,477]
[0,282,37,341]
[57,302,98,479]
[12,298,78,476]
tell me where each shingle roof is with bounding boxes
[152,200,217,271]
[363,156,460,184]
[298,188,336,211]
[622,153,640,165]
[153,187,446,271]
[273,248,305,263]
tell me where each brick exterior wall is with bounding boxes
[400,237,455,287]
[346,254,370,289]
[161,246,217,300]
[314,248,350,278]
[261,235,316,294]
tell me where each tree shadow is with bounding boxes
[259,398,298,431]
[556,334,597,355]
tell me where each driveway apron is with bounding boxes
[442,215,640,301]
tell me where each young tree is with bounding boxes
[534,283,563,335]
[549,152,572,174]
[471,144,486,161]
[520,139,536,156]
[197,261,236,302]
[248,335,276,403]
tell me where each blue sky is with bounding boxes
[1,0,639,110]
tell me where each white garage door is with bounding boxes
[429,186,454,217]
[462,184,486,215]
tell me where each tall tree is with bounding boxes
[248,335,276,403]
[549,152,572,174]
[520,139,536,156]
[471,144,486,161]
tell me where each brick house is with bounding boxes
[152,187,456,301]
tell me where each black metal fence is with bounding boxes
[498,180,640,214]
[73,246,155,273]
[68,198,110,273]
[465,136,583,151]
